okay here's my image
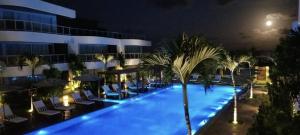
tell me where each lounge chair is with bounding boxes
[83,90,103,102]
[102,85,120,99]
[71,92,95,105]
[0,104,28,123]
[212,75,222,83]
[189,79,198,82]
[126,81,142,92]
[33,100,61,116]
[49,97,75,111]
[112,84,137,96]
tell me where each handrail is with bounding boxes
[0,19,146,39]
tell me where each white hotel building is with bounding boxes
[0,0,151,83]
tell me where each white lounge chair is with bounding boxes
[0,104,28,123]
[49,97,75,111]
[102,85,120,99]
[113,84,137,96]
[33,100,61,116]
[83,90,103,102]
[71,92,95,105]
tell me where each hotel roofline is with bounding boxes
[0,0,76,18]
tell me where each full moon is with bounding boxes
[266,20,273,27]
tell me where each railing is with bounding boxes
[0,53,146,67]
[0,54,67,67]
[125,53,145,59]
[0,19,146,39]
[79,53,145,62]
[79,53,118,62]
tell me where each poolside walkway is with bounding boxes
[200,87,267,135]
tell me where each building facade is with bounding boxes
[0,0,151,81]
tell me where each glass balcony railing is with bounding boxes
[125,53,145,59]
[0,19,146,39]
[0,54,67,67]
[79,53,145,62]
[0,53,145,67]
[79,53,118,62]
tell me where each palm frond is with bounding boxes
[238,55,251,64]
[172,46,220,83]
[222,55,238,72]
[22,55,43,69]
[95,54,114,64]
[143,52,170,67]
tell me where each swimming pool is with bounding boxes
[27,84,238,135]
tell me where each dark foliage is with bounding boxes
[248,29,300,135]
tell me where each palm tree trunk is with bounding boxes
[249,82,253,99]
[182,83,192,135]
[249,66,253,99]
[32,68,35,83]
[219,69,224,78]
[231,71,238,124]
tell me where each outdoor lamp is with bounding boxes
[63,95,69,107]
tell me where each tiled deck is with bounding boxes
[200,87,266,135]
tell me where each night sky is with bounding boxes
[49,0,298,50]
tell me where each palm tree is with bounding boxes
[116,52,125,69]
[221,55,250,124]
[95,53,114,84]
[67,54,86,79]
[95,53,114,69]
[17,54,43,113]
[247,57,256,99]
[144,34,220,135]
[18,54,43,83]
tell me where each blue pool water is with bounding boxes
[27,84,238,135]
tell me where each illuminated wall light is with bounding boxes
[198,119,208,126]
[112,105,120,109]
[191,130,196,134]
[219,101,227,105]
[227,97,233,100]
[37,130,48,135]
[213,105,223,110]
[173,85,181,88]
[211,106,222,110]
[63,95,69,107]
[81,115,90,120]
[208,112,216,117]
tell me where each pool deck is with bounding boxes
[199,87,267,135]
[2,101,116,135]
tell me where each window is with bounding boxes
[0,8,57,25]
[0,44,3,55]
[3,11,14,19]
[5,43,49,55]
[125,46,142,53]
[79,44,108,54]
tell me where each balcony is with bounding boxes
[0,19,146,39]
[79,53,145,62]
[0,53,146,67]
[0,54,67,67]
